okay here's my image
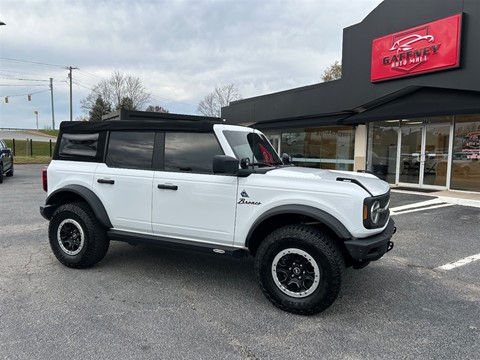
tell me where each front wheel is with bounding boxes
[5,162,13,177]
[49,202,109,268]
[255,225,345,315]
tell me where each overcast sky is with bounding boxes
[0,0,383,129]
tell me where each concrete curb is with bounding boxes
[391,189,480,208]
[435,195,480,208]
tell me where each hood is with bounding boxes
[265,167,390,197]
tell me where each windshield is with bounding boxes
[223,130,282,167]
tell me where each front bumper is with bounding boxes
[343,218,395,263]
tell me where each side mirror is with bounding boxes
[213,155,239,175]
[282,153,292,165]
[240,157,250,169]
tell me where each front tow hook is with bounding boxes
[387,241,394,253]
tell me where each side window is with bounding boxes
[164,132,223,173]
[59,133,99,158]
[106,131,155,170]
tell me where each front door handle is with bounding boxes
[97,178,115,185]
[157,184,178,190]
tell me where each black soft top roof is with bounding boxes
[59,119,219,133]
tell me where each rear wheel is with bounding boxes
[49,202,109,268]
[255,224,344,315]
[0,164,3,183]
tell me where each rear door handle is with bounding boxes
[157,184,178,190]
[97,178,115,185]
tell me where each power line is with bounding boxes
[1,78,49,82]
[0,57,66,69]
[76,69,104,81]
[72,76,97,88]
[0,68,65,77]
[2,88,50,98]
[72,81,93,91]
[0,84,48,87]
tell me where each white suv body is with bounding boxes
[41,117,395,315]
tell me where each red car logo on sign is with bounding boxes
[389,33,434,53]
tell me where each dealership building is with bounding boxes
[222,0,480,193]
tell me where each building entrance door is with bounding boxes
[398,120,451,188]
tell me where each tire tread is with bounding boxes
[254,224,344,315]
[49,202,109,268]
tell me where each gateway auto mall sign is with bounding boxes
[371,14,462,82]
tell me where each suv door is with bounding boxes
[93,131,155,234]
[152,132,238,246]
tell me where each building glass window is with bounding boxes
[399,117,451,187]
[281,126,355,171]
[451,114,480,192]
[368,121,399,182]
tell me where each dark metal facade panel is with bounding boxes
[222,0,480,126]
[250,113,353,131]
[343,88,480,124]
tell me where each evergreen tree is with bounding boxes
[88,96,112,121]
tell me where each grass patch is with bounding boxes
[38,129,59,137]
[5,139,54,157]
[14,156,51,165]
[5,140,55,164]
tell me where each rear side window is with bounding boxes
[164,132,223,173]
[58,133,99,158]
[106,131,155,170]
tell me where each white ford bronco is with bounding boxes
[40,115,395,315]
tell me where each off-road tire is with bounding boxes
[49,202,109,268]
[255,224,345,315]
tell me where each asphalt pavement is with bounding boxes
[0,165,479,360]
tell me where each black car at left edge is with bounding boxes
[0,139,14,183]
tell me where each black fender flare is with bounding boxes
[246,204,353,247]
[44,184,112,228]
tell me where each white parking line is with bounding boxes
[436,253,480,270]
[390,198,454,216]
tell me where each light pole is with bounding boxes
[50,78,55,129]
[34,111,39,130]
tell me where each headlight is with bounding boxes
[371,200,381,224]
[363,194,390,229]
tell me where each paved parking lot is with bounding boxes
[0,165,479,359]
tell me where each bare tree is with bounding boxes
[81,72,151,117]
[321,61,342,82]
[197,84,242,117]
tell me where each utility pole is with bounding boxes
[50,78,55,129]
[67,66,78,121]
